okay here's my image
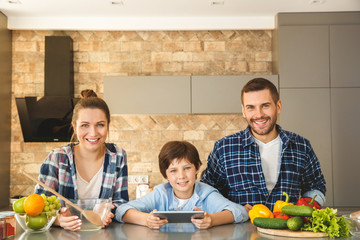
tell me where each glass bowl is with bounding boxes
[65,198,112,231]
[15,211,58,232]
[344,215,360,238]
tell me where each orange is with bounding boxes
[24,194,45,217]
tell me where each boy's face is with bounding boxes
[165,158,199,199]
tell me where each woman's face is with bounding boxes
[73,108,108,151]
[165,158,199,199]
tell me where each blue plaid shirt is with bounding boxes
[35,143,129,211]
[201,125,326,211]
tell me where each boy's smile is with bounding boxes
[165,158,199,199]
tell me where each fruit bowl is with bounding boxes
[15,211,58,232]
[13,194,62,233]
[65,198,112,231]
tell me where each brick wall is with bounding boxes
[11,30,272,200]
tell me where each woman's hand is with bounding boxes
[191,207,213,229]
[102,205,115,228]
[146,209,168,229]
[56,207,82,231]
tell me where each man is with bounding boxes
[201,78,326,211]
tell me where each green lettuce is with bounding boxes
[301,207,349,238]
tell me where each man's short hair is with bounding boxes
[241,78,279,104]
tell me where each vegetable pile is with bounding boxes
[302,208,349,238]
[251,192,350,238]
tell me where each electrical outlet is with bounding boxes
[128,175,148,184]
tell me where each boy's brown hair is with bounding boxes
[158,141,202,178]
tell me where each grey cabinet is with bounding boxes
[330,25,360,88]
[104,76,191,114]
[331,88,360,206]
[278,26,330,88]
[280,88,333,206]
[105,75,278,114]
[275,12,360,207]
[191,75,278,114]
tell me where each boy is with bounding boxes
[115,141,249,229]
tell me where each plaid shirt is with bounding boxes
[35,143,129,211]
[201,125,326,211]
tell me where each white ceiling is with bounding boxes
[1,0,360,30]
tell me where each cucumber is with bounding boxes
[281,205,314,217]
[287,216,304,231]
[253,217,288,229]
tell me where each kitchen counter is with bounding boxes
[8,208,359,240]
[3,207,358,240]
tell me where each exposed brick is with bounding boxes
[89,52,110,62]
[225,62,247,72]
[248,62,268,72]
[172,52,192,62]
[184,41,203,51]
[14,42,37,52]
[204,41,225,51]
[255,52,272,61]
[79,62,100,72]
[162,62,183,72]
[121,41,142,52]
[163,42,184,51]
[151,52,172,62]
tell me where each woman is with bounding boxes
[35,89,129,231]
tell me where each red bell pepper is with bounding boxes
[273,211,290,220]
[296,195,321,209]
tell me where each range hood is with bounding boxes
[16,36,78,142]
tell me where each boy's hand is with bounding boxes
[146,209,168,229]
[244,204,252,213]
[191,206,213,229]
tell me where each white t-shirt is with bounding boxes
[175,197,189,211]
[76,165,103,199]
[254,135,281,193]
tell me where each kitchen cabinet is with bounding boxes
[191,75,278,114]
[104,75,278,114]
[280,88,333,206]
[331,88,360,206]
[330,25,360,88]
[274,12,360,207]
[104,76,191,114]
[277,26,329,88]
[0,11,12,208]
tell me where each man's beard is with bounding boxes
[249,117,277,136]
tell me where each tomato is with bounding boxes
[26,214,48,230]
[273,211,290,220]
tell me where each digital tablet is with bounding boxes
[153,211,204,223]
